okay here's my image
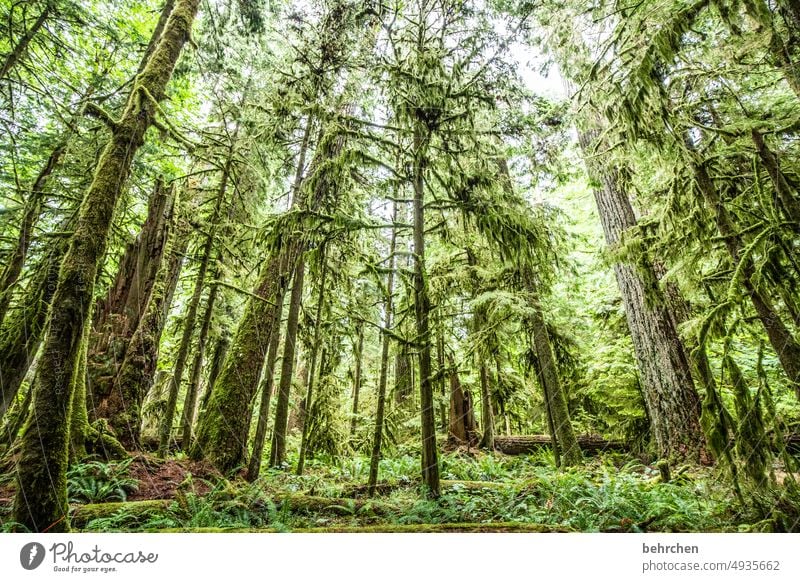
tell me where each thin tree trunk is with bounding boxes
[412,124,440,497]
[349,321,364,440]
[0,3,51,79]
[527,295,582,467]
[12,0,200,532]
[245,299,284,482]
[269,255,306,469]
[297,254,329,475]
[367,201,398,496]
[179,282,218,449]
[750,129,800,225]
[0,140,67,328]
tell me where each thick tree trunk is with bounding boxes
[367,201,398,496]
[349,321,364,439]
[412,125,440,497]
[88,179,175,418]
[100,194,177,449]
[447,357,478,446]
[269,255,306,469]
[12,0,200,532]
[576,127,705,462]
[94,185,176,448]
[190,116,314,472]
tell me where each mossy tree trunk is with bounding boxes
[0,234,65,420]
[245,296,285,482]
[367,201,398,496]
[411,124,440,498]
[447,356,477,446]
[688,140,800,399]
[88,178,175,418]
[526,293,582,467]
[191,118,313,473]
[270,255,306,469]
[0,1,52,79]
[349,320,364,439]
[0,138,68,328]
[297,252,329,475]
[12,0,201,532]
[98,187,178,449]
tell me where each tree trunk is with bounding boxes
[179,282,218,449]
[750,129,800,226]
[527,295,582,467]
[245,298,284,482]
[297,253,329,475]
[447,356,478,446]
[12,0,200,532]
[192,118,314,473]
[412,124,440,497]
[0,235,64,419]
[269,255,306,469]
[367,201,398,496]
[88,178,175,419]
[349,321,364,440]
[0,2,51,79]
[0,139,67,328]
[576,126,705,462]
[99,189,177,449]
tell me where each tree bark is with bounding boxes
[367,201,398,496]
[412,124,440,497]
[447,356,477,446]
[576,126,705,462]
[245,298,284,482]
[88,178,175,419]
[297,253,329,475]
[527,294,582,467]
[12,0,200,532]
[0,139,67,328]
[349,321,365,439]
[269,255,306,469]
[0,2,52,79]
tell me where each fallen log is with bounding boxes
[494,434,627,455]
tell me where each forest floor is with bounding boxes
[1,440,785,533]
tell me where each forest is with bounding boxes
[0,0,799,534]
